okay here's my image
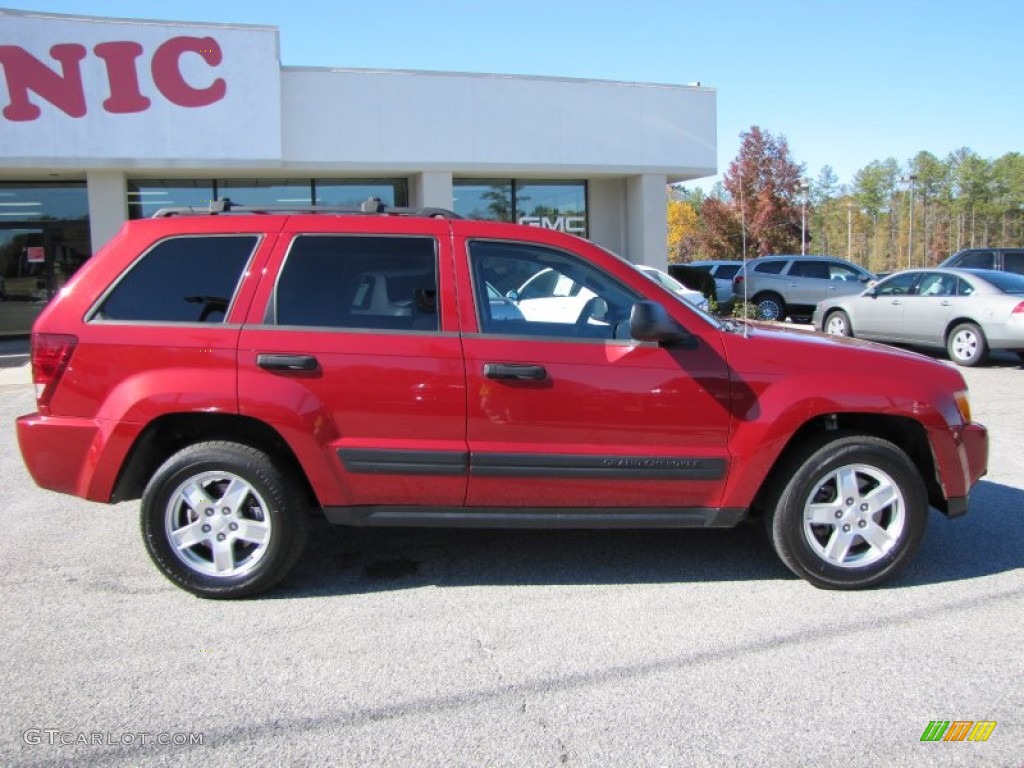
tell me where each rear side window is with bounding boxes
[274,235,438,331]
[788,261,831,279]
[96,235,257,323]
[754,260,786,275]
[1003,252,1024,275]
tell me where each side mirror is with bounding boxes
[505,289,520,303]
[630,300,692,345]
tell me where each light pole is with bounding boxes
[799,179,810,255]
[905,174,918,268]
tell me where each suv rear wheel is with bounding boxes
[753,292,785,321]
[766,434,927,589]
[141,441,309,599]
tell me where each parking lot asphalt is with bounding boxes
[0,349,1021,767]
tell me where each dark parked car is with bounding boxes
[939,248,1024,275]
[683,260,743,306]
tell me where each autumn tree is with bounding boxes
[667,199,700,262]
[726,126,807,255]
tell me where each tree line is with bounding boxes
[669,126,1024,275]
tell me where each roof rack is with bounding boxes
[151,197,462,219]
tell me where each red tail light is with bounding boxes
[733,275,745,286]
[1012,302,1024,314]
[31,333,77,414]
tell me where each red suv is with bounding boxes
[17,202,988,598]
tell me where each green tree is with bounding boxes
[908,151,948,264]
[991,152,1024,246]
[812,166,839,254]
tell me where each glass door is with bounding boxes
[0,227,47,335]
[0,223,90,335]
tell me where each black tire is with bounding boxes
[946,322,988,367]
[824,309,853,337]
[753,292,785,321]
[765,433,928,589]
[141,441,309,599]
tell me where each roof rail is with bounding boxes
[151,196,462,219]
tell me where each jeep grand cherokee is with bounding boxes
[17,202,988,598]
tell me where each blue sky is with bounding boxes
[6,1,1021,191]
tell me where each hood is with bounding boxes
[719,320,966,386]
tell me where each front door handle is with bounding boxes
[257,353,319,371]
[483,363,547,381]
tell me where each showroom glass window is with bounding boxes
[128,179,408,218]
[128,180,216,218]
[0,182,91,333]
[315,179,408,207]
[454,180,587,238]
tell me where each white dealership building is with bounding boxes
[0,7,716,332]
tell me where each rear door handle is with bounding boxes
[483,363,547,381]
[257,353,318,371]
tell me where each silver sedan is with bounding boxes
[812,268,1024,366]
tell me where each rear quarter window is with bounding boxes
[714,264,741,279]
[95,235,258,323]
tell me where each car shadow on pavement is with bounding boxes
[272,478,1024,599]
[273,518,791,599]
[898,478,1024,587]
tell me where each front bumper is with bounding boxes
[930,421,988,518]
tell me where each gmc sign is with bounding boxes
[0,36,226,121]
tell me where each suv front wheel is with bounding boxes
[141,441,309,599]
[766,434,927,589]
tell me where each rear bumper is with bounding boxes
[16,413,119,501]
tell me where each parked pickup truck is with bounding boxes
[17,201,988,598]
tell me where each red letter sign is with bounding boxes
[93,41,151,113]
[151,36,226,108]
[0,43,87,120]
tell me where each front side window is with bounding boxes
[953,250,995,269]
[874,272,918,297]
[96,236,257,323]
[275,236,438,331]
[829,263,866,282]
[470,240,637,340]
